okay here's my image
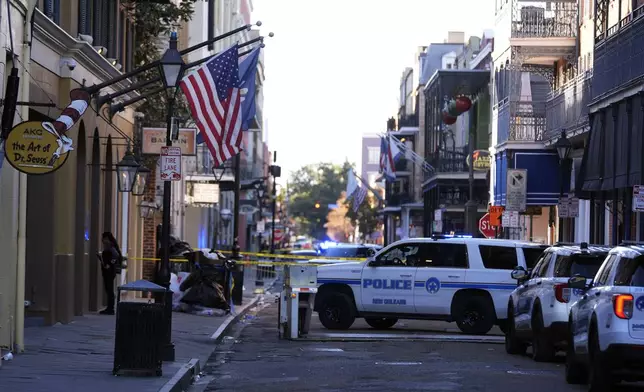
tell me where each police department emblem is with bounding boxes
[425,277,441,294]
[636,296,644,311]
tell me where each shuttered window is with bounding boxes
[92,0,103,46]
[106,0,117,57]
[118,10,126,66]
[125,21,134,72]
[78,0,90,34]
[43,0,60,25]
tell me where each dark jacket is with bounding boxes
[179,264,229,310]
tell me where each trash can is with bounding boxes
[112,280,167,377]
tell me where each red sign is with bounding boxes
[479,213,495,238]
[273,228,284,243]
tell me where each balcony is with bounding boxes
[431,147,468,174]
[510,1,577,39]
[395,157,413,174]
[545,70,592,140]
[496,97,547,144]
[593,5,644,101]
[397,115,418,128]
[387,190,413,207]
[240,162,264,181]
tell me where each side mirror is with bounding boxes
[568,274,587,290]
[510,266,528,281]
[369,258,382,267]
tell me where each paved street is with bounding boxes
[192,297,644,392]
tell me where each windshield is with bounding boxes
[322,247,372,258]
[554,253,606,278]
[523,247,546,269]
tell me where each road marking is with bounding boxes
[375,361,423,365]
[308,348,344,352]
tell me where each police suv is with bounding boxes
[565,242,644,390]
[504,243,610,361]
[314,236,547,335]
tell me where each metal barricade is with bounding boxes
[279,264,317,339]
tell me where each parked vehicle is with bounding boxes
[504,242,610,362]
[314,236,547,334]
[566,241,644,390]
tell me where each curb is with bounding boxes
[299,333,505,344]
[158,280,275,392]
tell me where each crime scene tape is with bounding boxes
[128,250,367,265]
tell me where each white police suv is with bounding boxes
[565,242,644,390]
[504,243,610,361]
[314,236,546,334]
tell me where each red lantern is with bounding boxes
[442,111,457,125]
[455,96,472,112]
[446,100,460,117]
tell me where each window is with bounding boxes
[367,147,379,164]
[523,247,546,269]
[553,253,606,278]
[78,0,90,34]
[375,243,421,267]
[43,0,60,24]
[322,247,375,258]
[614,256,644,286]
[416,243,468,268]
[594,255,617,286]
[531,253,552,278]
[479,245,518,270]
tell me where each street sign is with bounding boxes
[489,206,504,227]
[160,146,182,181]
[273,228,284,243]
[502,211,520,228]
[479,213,495,238]
[568,197,579,218]
[634,186,644,212]
[506,169,527,212]
[558,197,569,218]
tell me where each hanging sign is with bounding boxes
[3,121,70,175]
[466,150,491,171]
[506,169,527,212]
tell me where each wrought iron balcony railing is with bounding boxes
[496,96,547,144]
[398,115,419,128]
[510,1,578,39]
[545,70,592,140]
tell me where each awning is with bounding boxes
[580,94,644,192]
[425,69,491,97]
[494,150,561,206]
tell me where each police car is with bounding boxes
[314,236,547,334]
[565,242,644,390]
[504,243,610,361]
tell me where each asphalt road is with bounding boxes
[192,295,644,392]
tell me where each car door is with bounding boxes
[414,241,468,315]
[360,242,418,314]
[573,255,616,354]
[514,253,552,332]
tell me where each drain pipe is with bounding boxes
[13,0,37,353]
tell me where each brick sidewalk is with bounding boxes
[1,295,257,392]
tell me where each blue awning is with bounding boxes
[494,150,562,206]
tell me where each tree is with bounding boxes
[325,195,354,242]
[345,194,381,242]
[288,162,353,239]
[121,0,197,126]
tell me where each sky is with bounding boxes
[252,0,496,181]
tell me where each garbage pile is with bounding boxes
[170,249,232,317]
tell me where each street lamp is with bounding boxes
[138,200,158,219]
[254,180,266,251]
[157,30,186,363]
[158,31,185,89]
[115,146,140,193]
[212,163,230,182]
[553,130,572,241]
[131,165,151,196]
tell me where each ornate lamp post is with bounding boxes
[553,130,573,242]
[115,146,140,193]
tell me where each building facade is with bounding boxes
[1,0,142,352]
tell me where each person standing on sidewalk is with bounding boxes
[97,232,123,315]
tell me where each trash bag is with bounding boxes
[179,265,229,311]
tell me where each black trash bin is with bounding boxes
[112,280,167,377]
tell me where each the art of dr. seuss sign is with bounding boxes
[141,127,196,156]
[3,121,71,174]
[2,88,90,175]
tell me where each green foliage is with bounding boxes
[345,194,380,242]
[288,162,353,239]
[121,0,197,126]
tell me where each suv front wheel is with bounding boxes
[365,317,398,330]
[318,293,356,330]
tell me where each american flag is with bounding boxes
[352,187,368,213]
[180,44,242,166]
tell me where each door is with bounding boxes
[612,255,644,341]
[514,253,552,332]
[361,242,419,313]
[414,241,468,315]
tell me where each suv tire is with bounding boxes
[505,306,527,355]
[565,323,586,384]
[531,307,556,362]
[588,324,614,392]
[454,295,496,335]
[365,317,398,330]
[318,293,356,330]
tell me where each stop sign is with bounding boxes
[479,213,495,238]
[273,228,284,243]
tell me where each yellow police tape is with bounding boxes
[128,250,366,266]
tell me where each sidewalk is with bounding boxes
[1,280,271,392]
